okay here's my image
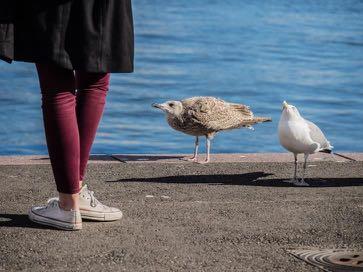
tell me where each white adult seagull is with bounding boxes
[278,101,333,186]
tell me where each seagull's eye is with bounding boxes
[169,103,174,107]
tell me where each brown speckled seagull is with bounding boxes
[152,96,272,163]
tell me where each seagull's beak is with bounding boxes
[282,101,289,110]
[152,103,165,110]
[152,103,161,109]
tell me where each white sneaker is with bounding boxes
[28,198,82,230]
[79,185,123,221]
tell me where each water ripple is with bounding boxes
[0,0,362,154]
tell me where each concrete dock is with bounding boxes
[0,153,362,271]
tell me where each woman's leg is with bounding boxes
[75,71,110,184]
[73,72,122,221]
[36,63,80,210]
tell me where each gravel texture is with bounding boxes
[0,158,362,271]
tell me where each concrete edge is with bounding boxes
[0,153,362,165]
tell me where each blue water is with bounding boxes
[1,0,363,155]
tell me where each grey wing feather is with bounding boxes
[305,119,332,150]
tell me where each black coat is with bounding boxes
[0,0,134,73]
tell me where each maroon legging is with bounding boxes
[36,63,110,194]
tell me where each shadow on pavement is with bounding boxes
[108,155,186,162]
[30,155,187,162]
[0,214,50,229]
[107,172,363,187]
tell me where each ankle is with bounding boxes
[59,202,79,211]
[59,193,80,211]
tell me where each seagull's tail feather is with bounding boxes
[251,117,272,123]
[318,141,333,154]
[239,117,272,128]
[319,149,332,154]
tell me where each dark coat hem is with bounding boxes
[1,57,134,73]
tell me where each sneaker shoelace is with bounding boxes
[86,189,99,208]
[46,198,59,209]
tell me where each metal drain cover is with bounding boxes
[288,249,363,272]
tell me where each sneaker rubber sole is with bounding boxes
[28,209,82,231]
[80,209,123,221]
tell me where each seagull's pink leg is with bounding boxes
[187,136,199,162]
[286,153,298,183]
[198,136,211,164]
[297,153,309,186]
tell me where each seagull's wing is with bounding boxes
[304,119,332,150]
[182,97,253,131]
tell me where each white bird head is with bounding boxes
[152,100,184,116]
[281,101,302,120]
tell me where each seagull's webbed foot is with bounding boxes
[294,179,310,187]
[285,178,298,184]
[186,156,198,163]
[196,158,210,164]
